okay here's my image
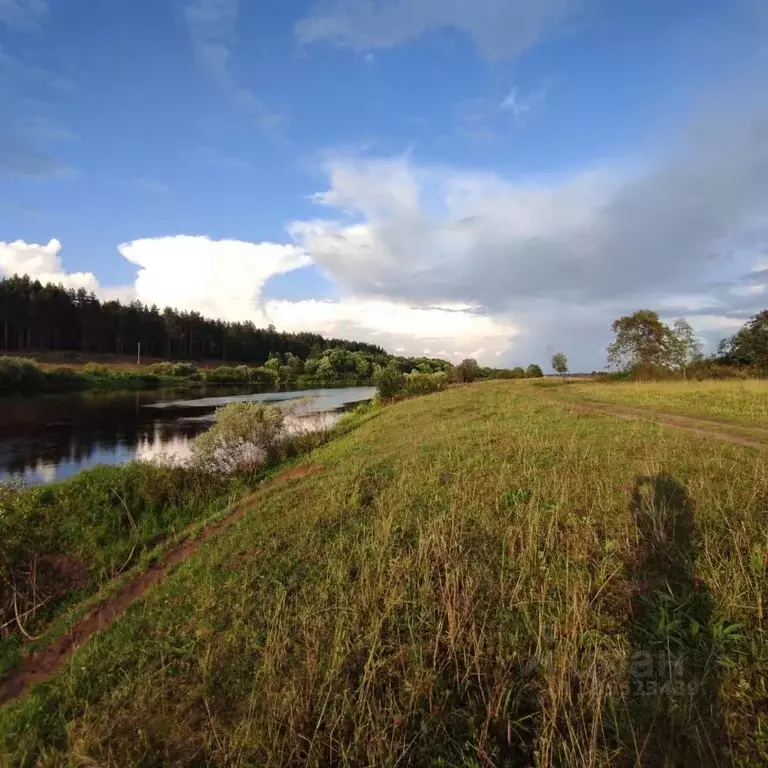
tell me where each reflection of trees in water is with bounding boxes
[1,386,373,483]
[0,389,214,481]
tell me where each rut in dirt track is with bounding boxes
[0,465,325,707]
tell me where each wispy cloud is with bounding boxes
[0,136,73,179]
[24,115,78,142]
[192,145,250,170]
[0,44,75,92]
[0,0,48,33]
[184,0,240,90]
[500,85,546,116]
[456,83,546,141]
[113,176,170,194]
[296,0,580,60]
[184,0,288,136]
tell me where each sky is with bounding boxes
[0,0,767,370]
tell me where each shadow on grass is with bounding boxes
[625,475,726,766]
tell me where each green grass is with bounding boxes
[563,379,768,427]
[1,382,768,766]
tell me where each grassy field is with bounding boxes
[560,379,768,427]
[1,380,767,766]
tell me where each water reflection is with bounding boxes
[0,386,374,486]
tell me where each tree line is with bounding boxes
[0,275,385,364]
[0,275,553,383]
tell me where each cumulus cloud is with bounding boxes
[263,298,518,360]
[295,0,580,60]
[0,239,99,291]
[281,100,768,368]
[118,236,310,322]
[291,106,768,311]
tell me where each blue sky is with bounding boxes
[1,0,767,368]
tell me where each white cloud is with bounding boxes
[0,239,99,291]
[118,236,310,322]
[0,0,47,32]
[296,0,579,60]
[262,297,518,362]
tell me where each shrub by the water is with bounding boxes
[0,357,43,392]
[171,361,199,377]
[147,362,174,376]
[373,363,407,399]
[81,362,115,377]
[191,402,287,476]
[203,365,279,386]
[147,361,201,378]
[404,371,448,396]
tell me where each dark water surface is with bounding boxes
[0,385,375,486]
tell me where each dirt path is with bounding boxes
[0,465,325,707]
[557,398,768,450]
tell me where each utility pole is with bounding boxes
[137,342,141,366]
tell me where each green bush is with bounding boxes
[147,362,175,376]
[204,365,279,386]
[374,363,406,399]
[404,371,447,396]
[171,362,199,377]
[0,356,43,392]
[525,364,544,378]
[204,365,246,382]
[81,362,121,378]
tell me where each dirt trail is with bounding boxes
[558,399,768,450]
[0,465,325,707]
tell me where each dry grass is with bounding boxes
[1,381,767,766]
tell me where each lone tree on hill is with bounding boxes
[551,352,568,380]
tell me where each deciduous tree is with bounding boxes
[551,352,568,379]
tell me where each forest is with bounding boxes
[0,275,385,364]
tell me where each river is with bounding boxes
[0,385,375,486]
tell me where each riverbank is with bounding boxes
[0,355,372,396]
[0,402,376,676]
[2,379,767,765]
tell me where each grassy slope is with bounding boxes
[0,464,245,676]
[2,381,768,766]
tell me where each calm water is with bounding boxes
[0,385,375,486]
